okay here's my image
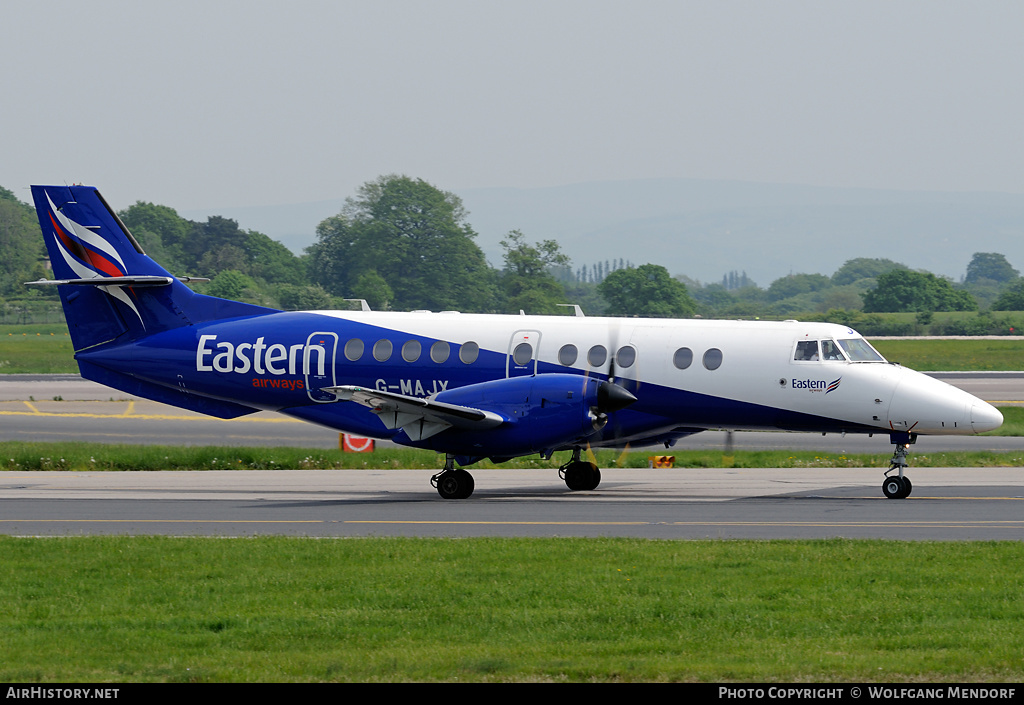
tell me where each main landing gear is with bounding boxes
[431,449,605,499]
[882,433,916,499]
[431,455,475,499]
[559,447,601,491]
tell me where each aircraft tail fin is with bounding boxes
[30,185,275,351]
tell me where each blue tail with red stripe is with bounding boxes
[31,185,275,352]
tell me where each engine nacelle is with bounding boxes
[402,373,633,461]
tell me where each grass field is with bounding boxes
[2,439,1023,472]
[0,325,74,373]
[0,536,1021,683]
[870,338,1024,371]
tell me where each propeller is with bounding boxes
[722,429,735,468]
[603,321,639,466]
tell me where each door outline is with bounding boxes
[305,331,339,402]
[506,330,541,378]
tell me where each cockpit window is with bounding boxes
[838,338,886,362]
[820,340,846,361]
[794,340,819,361]
[795,339,852,362]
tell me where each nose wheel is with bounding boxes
[882,433,915,499]
[882,473,912,499]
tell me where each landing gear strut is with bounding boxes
[431,455,475,499]
[559,447,601,491]
[882,433,916,499]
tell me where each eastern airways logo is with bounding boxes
[45,191,145,327]
[793,377,842,394]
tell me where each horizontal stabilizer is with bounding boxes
[325,385,505,441]
[25,276,174,287]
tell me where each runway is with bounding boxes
[1,467,1022,540]
[1,373,1022,453]
[1,374,1021,541]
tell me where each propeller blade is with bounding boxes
[723,430,735,468]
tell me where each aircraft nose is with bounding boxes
[971,402,1003,433]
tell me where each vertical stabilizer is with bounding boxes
[31,185,276,351]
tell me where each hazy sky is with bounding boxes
[4,1,1024,212]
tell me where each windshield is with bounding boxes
[793,339,848,362]
[837,338,886,362]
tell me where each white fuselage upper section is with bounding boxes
[291,310,1001,437]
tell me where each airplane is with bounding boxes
[27,184,1004,500]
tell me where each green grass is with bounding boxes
[0,536,1021,682]
[0,325,75,373]
[2,440,1023,472]
[870,338,1024,371]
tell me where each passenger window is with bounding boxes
[430,340,450,363]
[373,339,393,362]
[401,340,421,362]
[616,346,636,368]
[673,347,693,370]
[558,344,578,366]
[588,345,607,367]
[512,342,533,366]
[344,339,364,362]
[703,348,723,370]
[459,341,479,364]
[794,340,819,361]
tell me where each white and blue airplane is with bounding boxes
[28,185,1004,499]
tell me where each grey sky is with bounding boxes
[4,1,1024,213]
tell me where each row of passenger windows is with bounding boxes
[550,343,722,370]
[342,338,723,371]
[344,339,480,364]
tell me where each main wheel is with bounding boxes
[579,463,601,491]
[436,469,474,499]
[882,475,906,499]
[564,461,601,491]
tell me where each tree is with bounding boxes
[119,201,192,275]
[965,252,1019,285]
[351,270,394,311]
[832,258,908,286]
[206,270,257,301]
[276,284,334,311]
[499,229,569,314]
[991,278,1024,311]
[307,175,497,312]
[862,270,977,312]
[598,264,696,317]
[0,188,48,297]
[766,273,831,302]
[121,203,306,285]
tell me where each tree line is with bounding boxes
[2,176,1023,327]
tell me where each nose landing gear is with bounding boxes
[882,432,916,499]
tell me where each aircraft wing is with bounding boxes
[323,385,505,441]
